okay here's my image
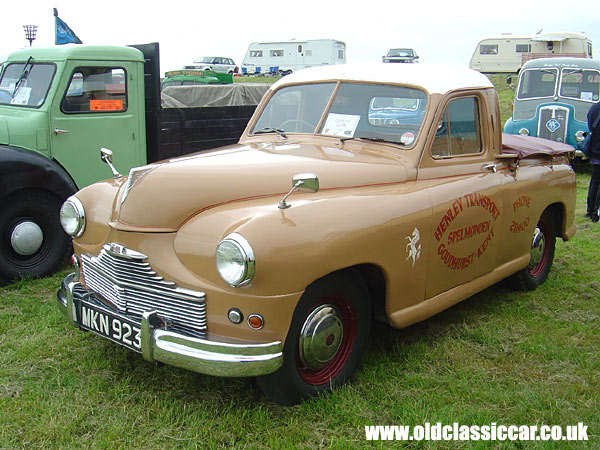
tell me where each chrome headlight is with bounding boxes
[575,130,585,142]
[215,233,255,287]
[59,196,85,237]
[518,128,530,136]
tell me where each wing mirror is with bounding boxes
[100,147,122,179]
[278,173,319,209]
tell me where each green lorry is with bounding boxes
[0,43,268,282]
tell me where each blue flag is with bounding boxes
[54,8,82,45]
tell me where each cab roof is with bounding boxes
[271,63,493,96]
[521,57,600,70]
[4,44,144,63]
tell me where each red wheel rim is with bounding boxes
[528,219,549,278]
[297,294,357,385]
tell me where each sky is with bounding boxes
[1,0,599,75]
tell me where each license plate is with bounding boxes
[77,299,142,352]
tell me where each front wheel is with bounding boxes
[508,209,556,291]
[0,191,71,282]
[256,270,371,405]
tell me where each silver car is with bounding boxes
[184,56,239,74]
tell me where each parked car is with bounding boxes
[504,57,600,156]
[184,56,238,74]
[382,48,419,63]
[57,63,576,405]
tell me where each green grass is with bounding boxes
[1,78,598,450]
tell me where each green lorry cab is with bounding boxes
[0,43,267,282]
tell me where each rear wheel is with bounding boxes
[256,270,371,405]
[509,209,556,291]
[0,191,71,282]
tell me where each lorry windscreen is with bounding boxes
[0,62,55,107]
[517,68,558,100]
[252,82,428,147]
[559,69,600,102]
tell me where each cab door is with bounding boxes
[419,93,504,299]
[50,61,143,189]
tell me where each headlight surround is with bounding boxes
[215,233,255,287]
[518,128,530,136]
[575,130,585,142]
[59,196,86,237]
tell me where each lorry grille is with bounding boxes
[538,106,569,143]
[80,243,207,334]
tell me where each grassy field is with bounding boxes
[1,78,598,449]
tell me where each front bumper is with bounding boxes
[57,273,283,377]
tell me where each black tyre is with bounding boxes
[0,191,71,282]
[508,209,556,291]
[256,270,371,405]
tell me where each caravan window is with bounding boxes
[250,50,263,58]
[480,45,498,55]
[517,68,558,100]
[515,44,531,53]
[559,69,600,102]
[270,50,284,57]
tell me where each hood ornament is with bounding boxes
[278,173,319,209]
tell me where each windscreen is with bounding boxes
[517,68,558,100]
[252,82,428,146]
[559,69,600,102]
[0,62,56,107]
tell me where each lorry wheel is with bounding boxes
[0,191,71,282]
[508,209,556,291]
[256,270,371,405]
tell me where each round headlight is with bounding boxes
[60,196,85,237]
[575,130,585,142]
[215,233,255,286]
[518,128,530,136]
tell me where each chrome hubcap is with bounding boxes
[10,221,44,256]
[528,227,545,270]
[298,304,343,370]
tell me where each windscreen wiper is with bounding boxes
[11,56,35,100]
[254,127,287,139]
[340,136,404,145]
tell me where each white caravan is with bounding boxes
[241,39,346,75]
[469,32,593,73]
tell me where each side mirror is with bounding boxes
[506,75,512,85]
[100,147,121,178]
[278,173,319,209]
[293,173,319,193]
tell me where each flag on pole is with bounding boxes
[54,8,82,45]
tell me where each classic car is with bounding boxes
[57,63,576,405]
[382,48,419,63]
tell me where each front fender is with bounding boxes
[0,145,77,201]
[174,184,432,302]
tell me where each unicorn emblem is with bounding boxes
[405,227,421,267]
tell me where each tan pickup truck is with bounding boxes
[57,64,576,405]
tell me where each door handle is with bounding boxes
[482,163,497,173]
[54,128,70,135]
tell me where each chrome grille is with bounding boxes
[81,243,206,332]
[538,106,569,143]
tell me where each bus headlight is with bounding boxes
[518,128,530,136]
